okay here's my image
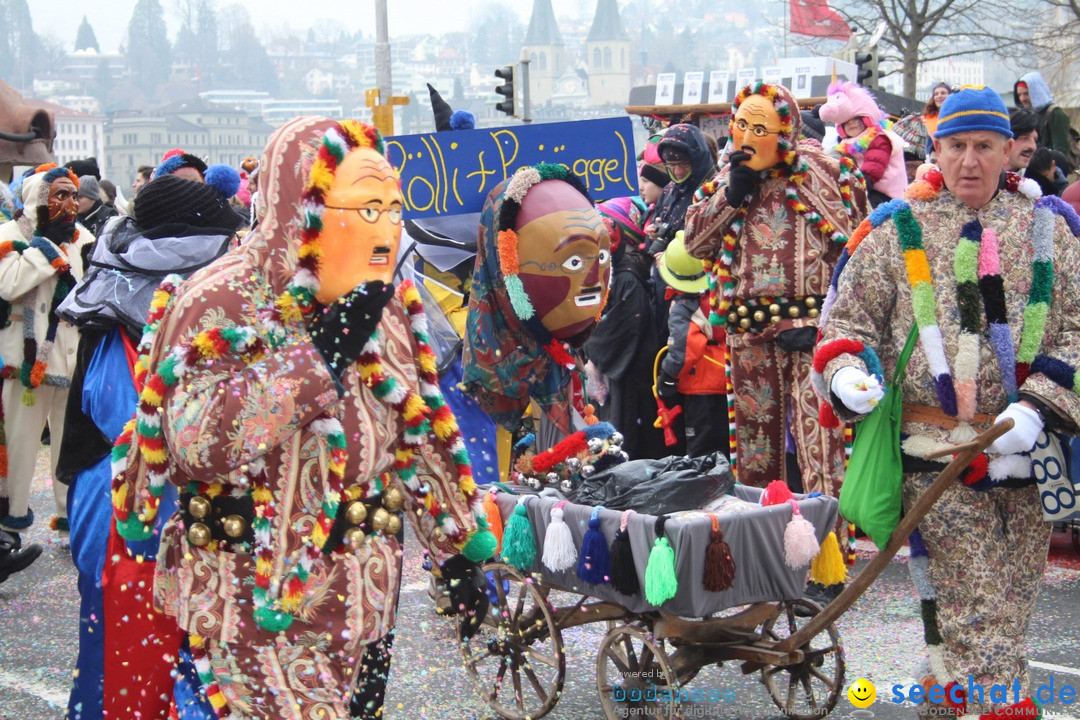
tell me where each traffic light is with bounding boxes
[495,65,516,117]
[853,47,879,89]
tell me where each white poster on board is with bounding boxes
[683,71,705,105]
[707,71,730,103]
[655,73,677,105]
[735,68,756,91]
[762,66,783,86]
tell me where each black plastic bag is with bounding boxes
[570,452,735,514]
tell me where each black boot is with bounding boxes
[0,530,42,585]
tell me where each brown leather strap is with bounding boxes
[901,403,996,430]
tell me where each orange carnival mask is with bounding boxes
[316,146,403,304]
[731,94,783,171]
[48,177,79,223]
[514,180,611,342]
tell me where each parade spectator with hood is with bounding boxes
[638,134,670,212]
[820,81,908,205]
[1014,71,1074,157]
[56,165,243,720]
[75,175,118,237]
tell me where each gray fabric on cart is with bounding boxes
[495,486,838,617]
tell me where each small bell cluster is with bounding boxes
[512,424,628,493]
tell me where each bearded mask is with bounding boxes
[314,146,403,305]
[509,178,611,343]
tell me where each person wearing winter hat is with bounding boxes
[151,148,209,182]
[638,134,670,209]
[817,84,1080,719]
[1014,70,1073,157]
[55,165,243,720]
[0,164,94,540]
[684,82,870,602]
[75,174,118,237]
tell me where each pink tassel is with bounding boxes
[760,479,795,507]
[784,500,820,569]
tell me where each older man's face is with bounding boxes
[934,131,1012,210]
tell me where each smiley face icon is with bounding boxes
[847,678,877,708]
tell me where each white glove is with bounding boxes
[987,402,1043,455]
[831,366,884,415]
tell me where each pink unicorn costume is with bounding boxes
[819,81,907,200]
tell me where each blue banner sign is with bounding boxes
[385,117,637,219]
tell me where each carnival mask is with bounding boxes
[48,177,78,223]
[731,94,783,171]
[515,180,611,342]
[316,146,403,304]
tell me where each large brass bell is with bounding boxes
[739,317,751,329]
[223,515,246,539]
[770,315,781,325]
[187,522,211,547]
[788,305,801,318]
[805,296,818,308]
[386,514,402,535]
[383,487,404,512]
[736,305,749,317]
[753,310,765,323]
[768,303,781,316]
[808,308,820,319]
[345,527,366,547]
[345,501,367,525]
[371,508,391,533]
[728,312,738,324]
[188,496,211,520]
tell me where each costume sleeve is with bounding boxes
[814,224,900,422]
[683,169,741,260]
[1048,108,1073,157]
[860,134,891,184]
[0,237,66,301]
[1020,213,1080,429]
[660,296,693,382]
[586,271,653,382]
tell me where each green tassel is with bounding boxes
[462,520,498,563]
[253,606,294,633]
[114,515,153,541]
[21,388,35,407]
[501,502,536,571]
[644,516,678,606]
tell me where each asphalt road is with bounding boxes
[2,447,1079,720]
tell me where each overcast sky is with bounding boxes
[33,1,591,53]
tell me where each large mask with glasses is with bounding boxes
[514,180,612,343]
[316,146,404,304]
[731,95,783,171]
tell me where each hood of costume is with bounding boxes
[651,124,716,235]
[819,81,883,131]
[462,169,602,433]
[1015,72,1054,112]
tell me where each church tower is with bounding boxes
[585,0,631,106]
[522,0,566,105]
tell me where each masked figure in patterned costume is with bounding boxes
[683,83,869,501]
[112,117,495,720]
[816,86,1080,719]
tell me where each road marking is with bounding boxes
[0,668,69,707]
[1031,660,1080,677]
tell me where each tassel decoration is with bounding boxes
[482,491,504,555]
[846,522,857,565]
[644,515,678,606]
[760,479,794,506]
[577,505,610,585]
[542,501,577,572]
[783,500,820,569]
[703,514,735,592]
[809,531,847,586]
[501,498,536,571]
[609,509,639,596]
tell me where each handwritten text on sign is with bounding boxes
[385,117,637,219]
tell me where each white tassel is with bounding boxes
[948,421,978,444]
[784,501,820,569]
[928,645,950,684]
[542,504,577,572]
[988,453,1032,480]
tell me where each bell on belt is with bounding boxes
[808,308,820,319]
[188,496,211,520]
[345,501,367,525]
[805,296,818,308]
[736,305,749,317]
[739,317,751,329]
[371,508,391,533]
[386,514,402,535]
[788,305,801,318]
[753,310,765,323]
[345,527,366,547]
[223,515,246,539]
[187,522,211,547]
[769,303,781,316]
[383,487,404,512]
[728,312,738,324]
[770,315,781,324]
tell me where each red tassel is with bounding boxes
[760,479,794,506]
[703,515,735,592]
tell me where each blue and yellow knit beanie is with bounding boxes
[934,85,1013,139]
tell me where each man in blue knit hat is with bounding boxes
[816,86,1080,718]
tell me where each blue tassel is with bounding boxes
[577,506,610,585]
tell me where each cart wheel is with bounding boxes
[459,562,564,720]
[759,599,846,720]
[596,623,683,720]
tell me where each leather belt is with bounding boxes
[901,403,996,430]
[726,295,824,333]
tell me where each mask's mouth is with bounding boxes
[574,286,603,307]
[369,246,392,265]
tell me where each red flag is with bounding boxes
[790,0,851,40]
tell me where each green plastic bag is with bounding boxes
[839,325,919,550]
